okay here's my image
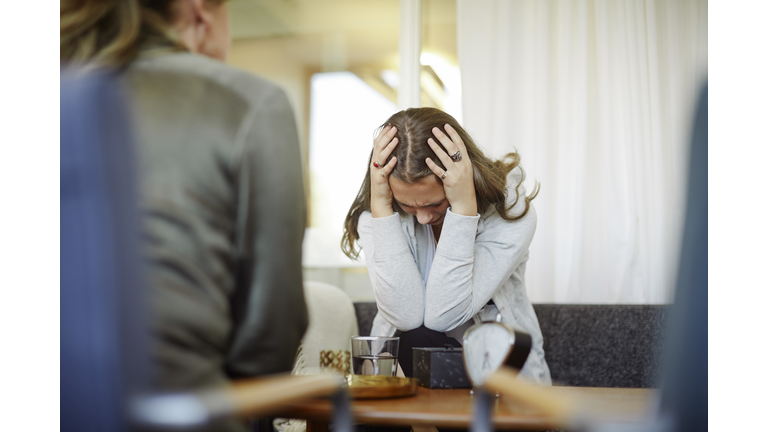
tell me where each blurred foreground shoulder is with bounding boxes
[132,51,293,111]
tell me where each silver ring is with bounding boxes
[440,171,447,180]
[450,151,462,162]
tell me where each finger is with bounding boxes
[444,124,467,154]
[372,134,399,168]
[375,136,398,164]
[380,156,398,178]
[427,136,454,168]
[374,125,397,150]
[431,126,459,156]
[425,157,448,181]
[373,124,390,143]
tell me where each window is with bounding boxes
[227,0,460,296]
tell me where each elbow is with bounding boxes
[423,301,473,333]
[394,316,424,332]
[379,309,423,332]
[423,312,455,333]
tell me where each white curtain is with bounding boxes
[457,0,707,303]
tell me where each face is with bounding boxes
[389,176,450,226]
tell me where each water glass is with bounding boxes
[350,336,399,376]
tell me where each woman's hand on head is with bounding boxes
[370,125,399,218]
[425,124,478,217]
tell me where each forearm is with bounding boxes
[424,209,483,331]
[360,213,425,330]
[425,209,535,332]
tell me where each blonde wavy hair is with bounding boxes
[60,0,225,68]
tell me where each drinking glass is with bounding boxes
[350,336,399,376]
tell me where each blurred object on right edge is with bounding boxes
[591,83,708,432]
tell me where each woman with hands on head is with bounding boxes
[342,107,552,384]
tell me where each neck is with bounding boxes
[431,223,442,244]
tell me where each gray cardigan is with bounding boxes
[126,49,308,397]
[359,168,552,384]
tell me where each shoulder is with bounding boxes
[129,51,290,112]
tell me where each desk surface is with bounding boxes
[275,386,656,430]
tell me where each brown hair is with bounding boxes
[341,107,539,259]
[60,0,225,68]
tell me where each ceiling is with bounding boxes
[229,0,401,40]
[228,0,458,69]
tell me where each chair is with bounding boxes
[533,304,667,388]
[274,281,359,432]
[353,301,667,388]
[292,281,359,375]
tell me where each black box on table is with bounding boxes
[412,347,471,389]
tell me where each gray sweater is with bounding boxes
[126,49,308,398]
[359,168,552,384]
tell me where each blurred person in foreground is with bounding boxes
[61,1,308,429]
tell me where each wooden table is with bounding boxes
[273,386,657,431]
